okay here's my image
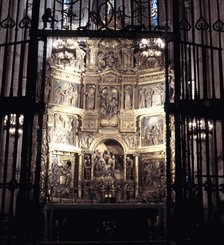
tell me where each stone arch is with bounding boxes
[89,135,128,154]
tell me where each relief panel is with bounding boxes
[138,82,165,109]
[100,86,119,127]
[139,154,166,203]
[49,154,75,200]
[53,80,80,107]
[141,115,164,147]
[52,113,78,145]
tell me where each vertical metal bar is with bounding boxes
[33,39,47,203]
[18,0,29,97]
[139,0,142,26]
[9,0,20,97]
[1,114,10,215]
[196,46,200,99]
[198,0,208,100]
[207,0,216,99]
[122,0,125,29]
[165,38,172,242]
[188,45,192,99]
[9,114,20,219]
[96,0,99,30]
[216,0,224,99]
[213,120,220,218]
[130,0,134,27]
[25,0,40,98]
[195,118,204,222]
[79,0,82,28]
[148,0,151,30]
[114,0,117,30]
[173,0,184,242]
[0,29,10,96]
[190,0,198,99]
[88,0,91,26]
[204,118,212,222]
[180,43,184,99]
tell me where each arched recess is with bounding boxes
[89,135,128,154]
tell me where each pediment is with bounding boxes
[99,70,122,84]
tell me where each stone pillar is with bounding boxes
[83,84,86,109]
[91,153,95,180]
[134,154,139,198]
[124,154,127,180]
[121,85,124,109]
[78,154,83,198]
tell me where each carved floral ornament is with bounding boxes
[50,37,165,72]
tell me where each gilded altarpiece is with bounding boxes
[40,37,168,204]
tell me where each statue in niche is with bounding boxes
[75,48,86,70]
[126,156,134,180]
[61,160,72,195]
[55,86,64,104]
[86,85,96,110]
[124,86,132,109]
[100,87,118,119]
[123,48,133,69]
[139,87,146,108]
[145,88,153,108]
[69,85,78,107]
[83,155,91,180]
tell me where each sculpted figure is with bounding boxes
[139,88,146,108]
[86,85,95,109]
[55,86,64,104]
[124,86,132,109]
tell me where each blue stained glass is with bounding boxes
[151,0,158,26]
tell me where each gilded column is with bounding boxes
[78,154,83,198]
[134,154,139,198]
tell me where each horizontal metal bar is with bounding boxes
[31,29,174,40]
[180,40,223,51]
[165,99,224,120]
[0,97,45,114]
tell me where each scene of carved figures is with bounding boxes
[86,84,96,110]
[135,38,165,70]
[93,141,124,181]
[124,85,133,109]
[138,83,164,109]
[49,155,74,199]
[51,38,86,70]
[122,133,138,149]
[53,113,77,145]
[97,40,122,70]
[79,132,95,148]
[100,87,119,120]
[140,158,166,203]
[83,154,91,180]
[54,80,79,107]
[141,115,164,147]
[97,50,121,70]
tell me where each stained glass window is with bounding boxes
[151,0,158,27]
